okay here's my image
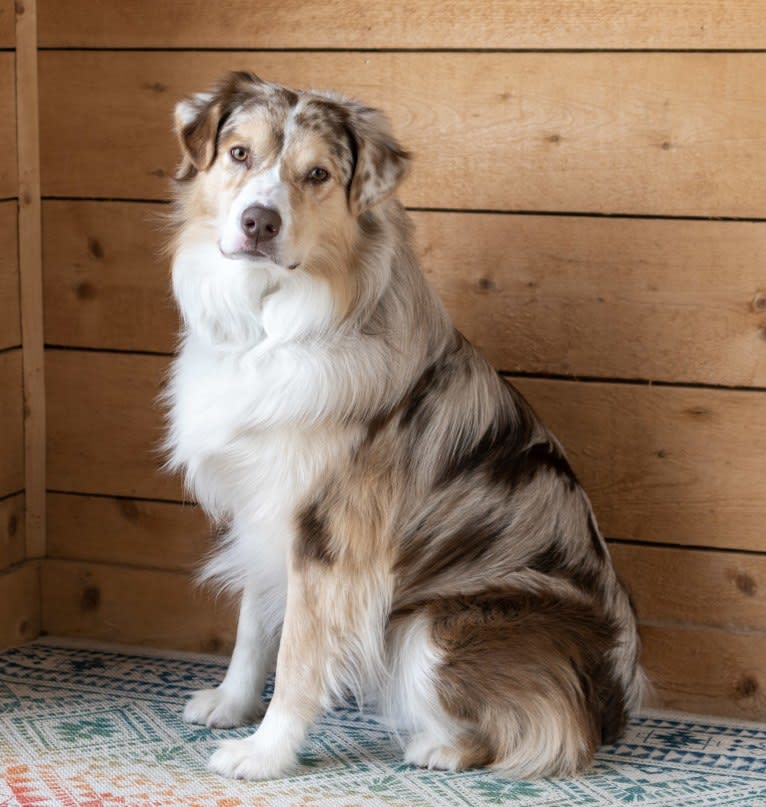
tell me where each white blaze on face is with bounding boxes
[218,161,292,259]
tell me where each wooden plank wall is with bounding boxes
[0,0,40,650]
[35,1,766,718]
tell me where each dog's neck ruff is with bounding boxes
[172,240,339,352]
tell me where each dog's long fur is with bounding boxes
[165,71,645,780]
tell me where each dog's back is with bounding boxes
[166,72,644,780]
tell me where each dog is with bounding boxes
[164,71,645,781]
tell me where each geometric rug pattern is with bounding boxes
[1,639,764,806]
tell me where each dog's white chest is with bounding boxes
[166,341,354,520]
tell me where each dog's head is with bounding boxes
[173,71,410,274]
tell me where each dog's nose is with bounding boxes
[241,205,282,242]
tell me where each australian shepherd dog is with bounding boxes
[164,71,645,781]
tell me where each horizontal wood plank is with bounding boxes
[515,377,766,553]
[41,559,236,653]
[37,557,766,720]
[47,492,211,570]
[39,51,766,217]
[422,214,766,387]
[45,493,766,634]
[0,52,16,199]
[610,543,766,632]
[0,562,40,651]
[0,349,24,497]
[43,201,178,353]
[0,0,13,48]
[45,349,766,552]
[0,493,24,570]
[36,0,766,50]
[641,624,766,720]
[46,350,181,500]
[0,201,20,350]
[41,201,766,387]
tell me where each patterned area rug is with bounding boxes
[0,640,764,806]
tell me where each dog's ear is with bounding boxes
[174,91,217,177]
[173,72,264,180]
[344,104,411,215]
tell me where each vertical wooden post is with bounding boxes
[15,0,45,559]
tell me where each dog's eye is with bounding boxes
[307,166,330,184]
[229,146,249,163]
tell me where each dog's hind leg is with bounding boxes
[184,582,280,728]
[387,589,627,778]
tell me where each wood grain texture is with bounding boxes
[42,202,766,387]
[47,493,211,570]
[0,201,20,350]
[46,350,181,501]
[39,51,766,217]
[44,493,766,635]
[0,0,13,48]
[0,494,24,570]
[611,543,766,632]
[36,0,766,50]
[641,624,766,720]
[36,556,766,720]
[41,559,236,653]
[0,562,40,651]
[43,201,178,353]
[421,214,766,387]
[0,350,24,497]
[0,52,16,199]
[45,349,766,552]
[515,377,766,553]
[16,0,46,559]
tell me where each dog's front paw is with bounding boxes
[208,735,297,780]
[183,687,264,729]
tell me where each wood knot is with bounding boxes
[735,676,759,699]
[14,2,25,16]
[656,449,669,459]
[752,291,766,313]
[118,499,140,522]
[80,586,101,611]
[477,277,496,292]
[685,405,711,418]
[547,133,562,144]
[203,637,223,653]
[87,237,104,260]
[7,513,17,537]
[75,281,96,300]
[734,572,757,597]
[18,620,30,637]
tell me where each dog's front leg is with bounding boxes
[184,582,279,728]
[208,559,377,780]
